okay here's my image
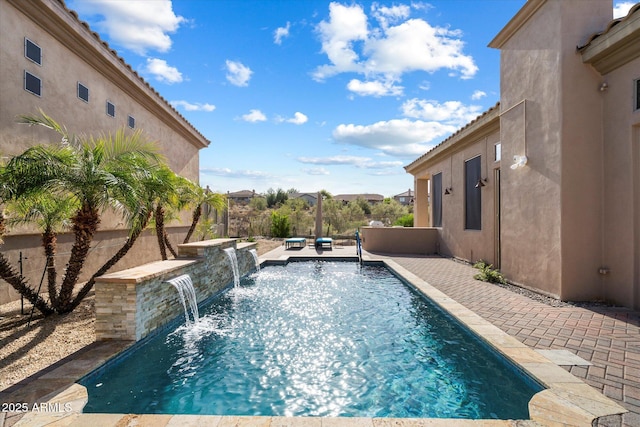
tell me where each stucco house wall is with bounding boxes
[0,0,210,304]
[406,0,640,309]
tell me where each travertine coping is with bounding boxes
[7,256,627,426]
[94,259,198,284]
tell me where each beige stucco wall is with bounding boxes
[0,0,210,304]
[496,0,610,299]
[600,57,640,307]
[361,227,438,255]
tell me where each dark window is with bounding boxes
[128,115,135,129]
[24,71,41,96]
[494,143,501,162]
[25,38,41,65]
[635,79,640,111]
[106,101,115,117]
[432,172,442,227]
[465,156,482,230]
[77,83,89,102]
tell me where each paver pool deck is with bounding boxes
[1,242,638,426]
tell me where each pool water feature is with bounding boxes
[80,261,542,418]
[224,247,240,287]
[166,274,199,324]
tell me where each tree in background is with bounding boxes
[265,188,288,208]
[371,198,407,226]
[270,211,290,237]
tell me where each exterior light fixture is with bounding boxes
[475,178,487,188]
[510,155,528,170]
[444,187,452,195]
[599,82,609,92]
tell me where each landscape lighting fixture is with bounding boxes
[510,155,528,170]
[475,178,487,188]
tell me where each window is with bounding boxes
[635,79,640,111]
[465,156,482,230]
[25,38,41,65]
[77,83,89,102]
[128,115,135,129]
[106,101,115,117]
[24,71,41,96]
[494,143,502,162]
[432,172,442,227]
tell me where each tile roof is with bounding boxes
[577,2,640,50]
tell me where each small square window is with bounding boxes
[77,83,89,102]
[25,38,41,65]
[635,79,640,111]
[128,115,135,129]
[106,101,115,117]
[24,71,41,96]
[494,143,502,162]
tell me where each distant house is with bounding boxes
[289,192,318,207]
[333,194,384,205]
[393,189,414,206]
[227,190,257,205]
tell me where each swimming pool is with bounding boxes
[80,261,542,418]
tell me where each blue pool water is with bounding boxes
[80,261,542,418]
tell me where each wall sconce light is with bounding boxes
[598,82,609,92]
[510,155,528,170]
[475,178,487,188]
[444,187,452,195]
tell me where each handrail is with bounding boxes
[355,230,363,264]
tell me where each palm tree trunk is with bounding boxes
[0,212,53,315]
[57,202,99,313]
[69,211,152,312]
[42,229,58,307]
[164,232,178,258]
[183,204,202,243]
[155,204,168,260]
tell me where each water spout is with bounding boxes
[224,247,240,287]
[167,274,199,323]
[249,248,260,272]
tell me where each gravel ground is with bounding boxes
[0,239,283,392]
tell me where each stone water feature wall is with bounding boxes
[94,239,258,341]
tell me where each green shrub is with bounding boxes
[270,211,290,238]
[393,214,414,227]
[473,260,506,284]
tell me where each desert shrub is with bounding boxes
[473,260,506,284]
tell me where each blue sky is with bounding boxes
[67,0,636,197]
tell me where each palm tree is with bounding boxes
[179,181,226,244]
[1,111,162,314]
[5,192,77,309]
[149,164,182,260]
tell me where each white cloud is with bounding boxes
[287,112,308,125]
[313,2,478,92]
[313,2,368,80]
[302,167,330,176]
[297,155,403,169]
[274,22,291,44]
[145,58,183,84]
[241,109,267,123]
[68,0,184,55]
[171,100,216,112]
[200,167,271,179]
[225,60,253,87]
[332,119,457,157]
[471,90,486,100]
[347,79,403,97]
[401,99,483,126]
[613,1,635,18]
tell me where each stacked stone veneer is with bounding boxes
[94,239,258,341]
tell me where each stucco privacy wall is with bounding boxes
[94,240,257,341]
[0,0,210,304]
[361,227,438,255]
